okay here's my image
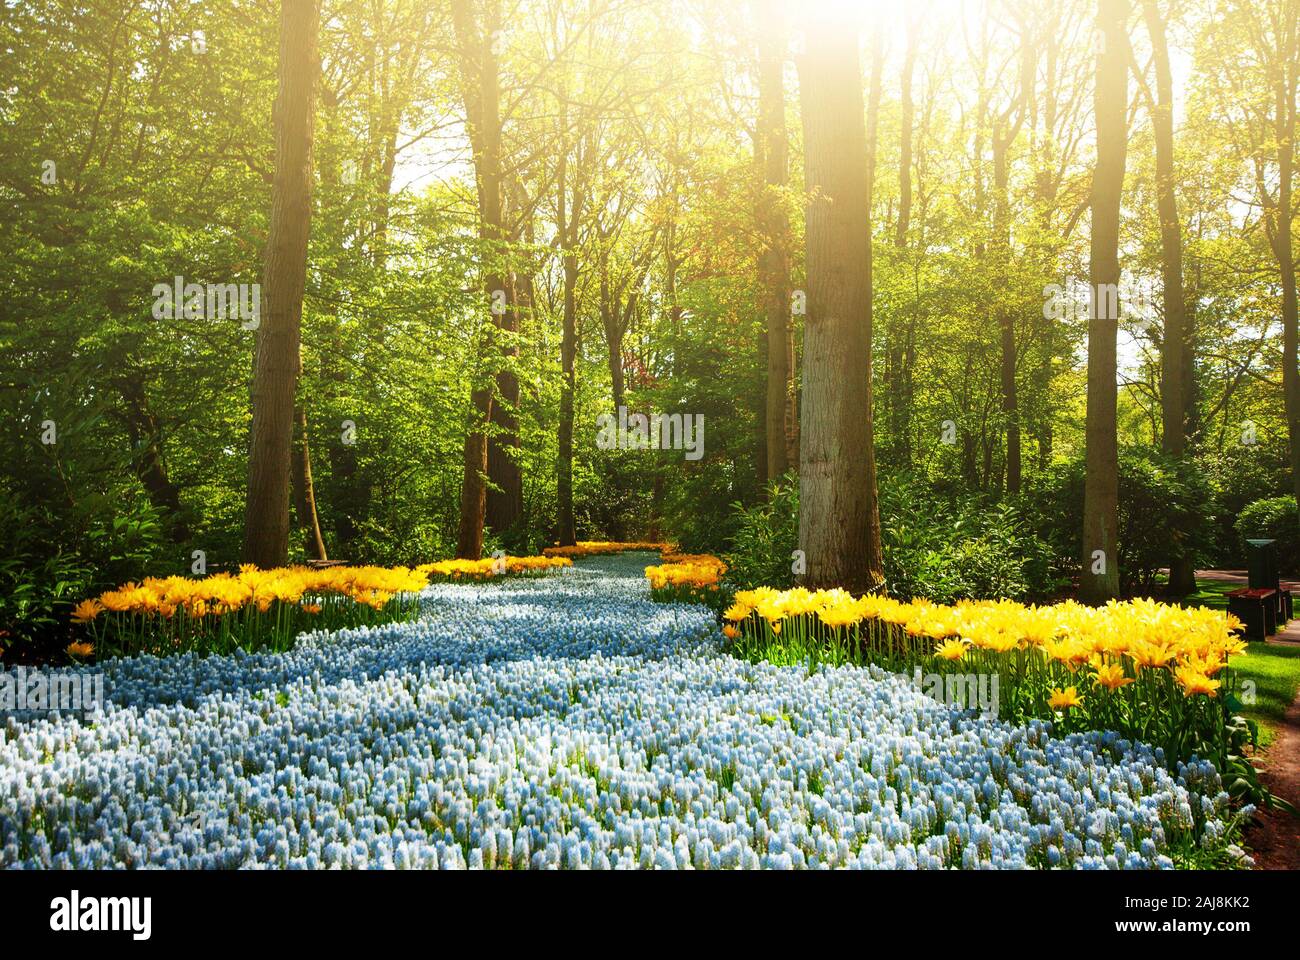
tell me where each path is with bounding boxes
[1247,690,1300,870]
[1195,568,1300,645]
[1195,569,1300,866]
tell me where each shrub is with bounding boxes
[879,475,1057,603]
[724,472,799,589]
[1029,447,1213,595]
[0,489,168,662]
[1197,441,1293,567]
[724,471,1057,603]
[1235,496,1300,575]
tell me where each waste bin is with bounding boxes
[1246,538,1278,590]
[1246,538,1291,629]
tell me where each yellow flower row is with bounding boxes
[73,564,432,622]
[725,587,1245,699]
[416,555,572,579]
[543,541,674,558]
[645,555,727,591]
[73,551,579,625]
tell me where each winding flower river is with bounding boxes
[0,553,1242,868]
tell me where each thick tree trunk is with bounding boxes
[451,0,506,560]
[796,9,884,593]
[1142,0,1195,594]
[242,0,321,569]
[1080,0,1129,604]
[757,0,794,485]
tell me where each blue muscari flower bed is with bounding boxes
[0,553,1243,868]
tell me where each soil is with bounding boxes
[1245,679,1300,869]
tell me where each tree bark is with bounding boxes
[796,9,884,593]
[242,0,321,569]
[556,144,580,547]
[891,17,918,466]
[1273,2,1300,512]
[119,376,190,543]
[757,0,794,485]
[1141,0,1196,594]
[993,29,1033,494]
[1080,0,1129,604]
[451,0,506,560]
[487,269,524,536]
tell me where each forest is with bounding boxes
[1,0,1298,654]
[5,0,1300,880]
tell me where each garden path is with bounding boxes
[1193,569,1300,867]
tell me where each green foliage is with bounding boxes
[724,473,799,590]
[0,485,170,662]
[1029,447,1215,595]
[1235,496,1300,574]
[878,474,1058,603]
[724,471,1057,602]
[1197,441,1294,567]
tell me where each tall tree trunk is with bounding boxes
[994,135,1020,494]
[325,320,365,555]
[457,383,492,559]
[451,0,506,560]
[290,345,327,561]
[1080,0,1129,603]
[1274,2,1300,513]
[556,148,579,547]
[865,24,884,459]
[1032,15,1060,473]
[994,31,1033,494]
[487,269,524,536]
[1141,0,1195,594]
[242,0,321,569]
[891,18,918,466]
[757,0,794,485]
[796,8,884,593]
[599,271,627,411]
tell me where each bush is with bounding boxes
[878,475,1057,603]
[1235,496,1300,575]
[1197,441,1293,567]
[0,490,168,662]
[724,471,1057,603]
[1029,447,1214,595]
[724,472,799,589]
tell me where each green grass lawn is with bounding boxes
[1181,578,1300,749]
